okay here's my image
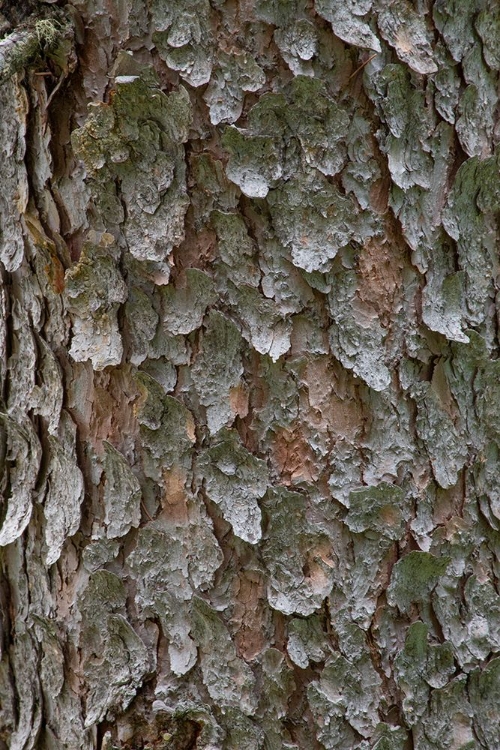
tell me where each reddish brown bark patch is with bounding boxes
[357,237,405,326]
[231,569,270,660]
[271,425,318,484]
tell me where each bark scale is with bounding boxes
[0,1,499,749]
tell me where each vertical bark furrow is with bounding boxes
[0,2,499,748]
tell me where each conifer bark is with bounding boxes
[0,1,499,748]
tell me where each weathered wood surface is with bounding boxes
[0,1,499,748]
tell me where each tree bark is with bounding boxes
[0,0,499,748]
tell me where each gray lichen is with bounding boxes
[261,487,335,615]
[64,240,127,370]
[2,0,500,746]
[197,429,268,544]
[191,311,243,434]
[78,571,150,726]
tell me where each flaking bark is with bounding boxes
[0,1,499,748]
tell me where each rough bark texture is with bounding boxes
[0,0,499,748]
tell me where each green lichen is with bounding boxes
[346,483,405,539]
[160,269,216,335]
[1,17,68,81]
[34,19,60,49]
[197,428,268,543]
[135,372,195,479]
[191,310,243,434]
[261,487,334,615]
[388,551,450,612]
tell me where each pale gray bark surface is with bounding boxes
[0,0,499,748]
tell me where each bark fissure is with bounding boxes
[0,1,500,748]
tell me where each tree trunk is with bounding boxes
[0,0,499,748]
